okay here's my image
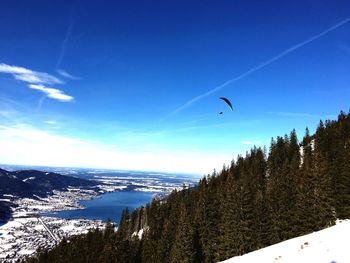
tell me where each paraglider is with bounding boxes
[219,97,233,114]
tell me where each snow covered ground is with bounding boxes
[221,219,350,263]
[0,215,104,261]
[0,173,194,261]
[0,189,105,262]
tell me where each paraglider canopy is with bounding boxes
[219,97,233,111]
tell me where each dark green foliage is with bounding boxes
[25,111,350,263]
[169,203,194,263]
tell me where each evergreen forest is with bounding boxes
[25,111,350,263]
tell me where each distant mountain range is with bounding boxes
[0,168,99,222]
[0,168,99,198]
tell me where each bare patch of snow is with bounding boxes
[23,176,36,182]
[60,225,75,232]
[221,220,350,263]
[18,249,36,255]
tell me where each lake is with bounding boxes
[43,191,155,224]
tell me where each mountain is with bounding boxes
[0,169,35,198]
[23,111,350,263]
[0,168,98,198]
[0,168,99,222]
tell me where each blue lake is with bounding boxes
[43,191,155,224]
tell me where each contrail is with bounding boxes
[36,95,46,112]
[170,17,350,115]
[56,15,74,69]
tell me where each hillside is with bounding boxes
[25,111,350,263]
[0,169,98,198]
[222,220,350,263]
[0,169,99,221]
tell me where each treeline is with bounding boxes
[25,111,350,263]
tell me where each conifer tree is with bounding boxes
[24,111,350,263]
[216,166,241,260]
[169,203,194,263]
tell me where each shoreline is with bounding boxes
[0,187,112,262]
[0,174,195,261]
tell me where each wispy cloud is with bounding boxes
[57,69,80,80]
[0,63,63,85]
[170,17,350,115]
[0,98,31,125]
[0,63,74,102]
[268,111,313,117]
[56,16,74,69]
[29,84,73,102]
[0,124,231,174]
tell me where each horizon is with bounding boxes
[0,163,202,178]
[1,1,349,174]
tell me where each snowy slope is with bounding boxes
[221,220,349,263]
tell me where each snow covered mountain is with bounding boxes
[0,168,98,198]
[221,220,349,263]
[0,168,100,222]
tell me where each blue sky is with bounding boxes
[0,0,349,174]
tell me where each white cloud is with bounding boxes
[29,84,73,102]
[0,63,63,85]
[56,69,80,80]
[0,63,32,75]
[0,63,74,102]
[0,125,233,174]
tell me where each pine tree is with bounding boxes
[169,203,194,263]
[216,167,241,260]
[24,111,350,263]
[333,112,350,218]
[267,135,298,242]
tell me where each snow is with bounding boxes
[60,225,75,232]
[221,220,350,263]
[1,243,14,250]
[137,228,144,239]
[2,221,23,228]
[132,228,147,239]
[12,212,27,217]
[134,187,163,192]
[0,189,105,262]
[18,249,36,255]
[34,225,45,231]
[0,215,104,261]
[23,176,36,182]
